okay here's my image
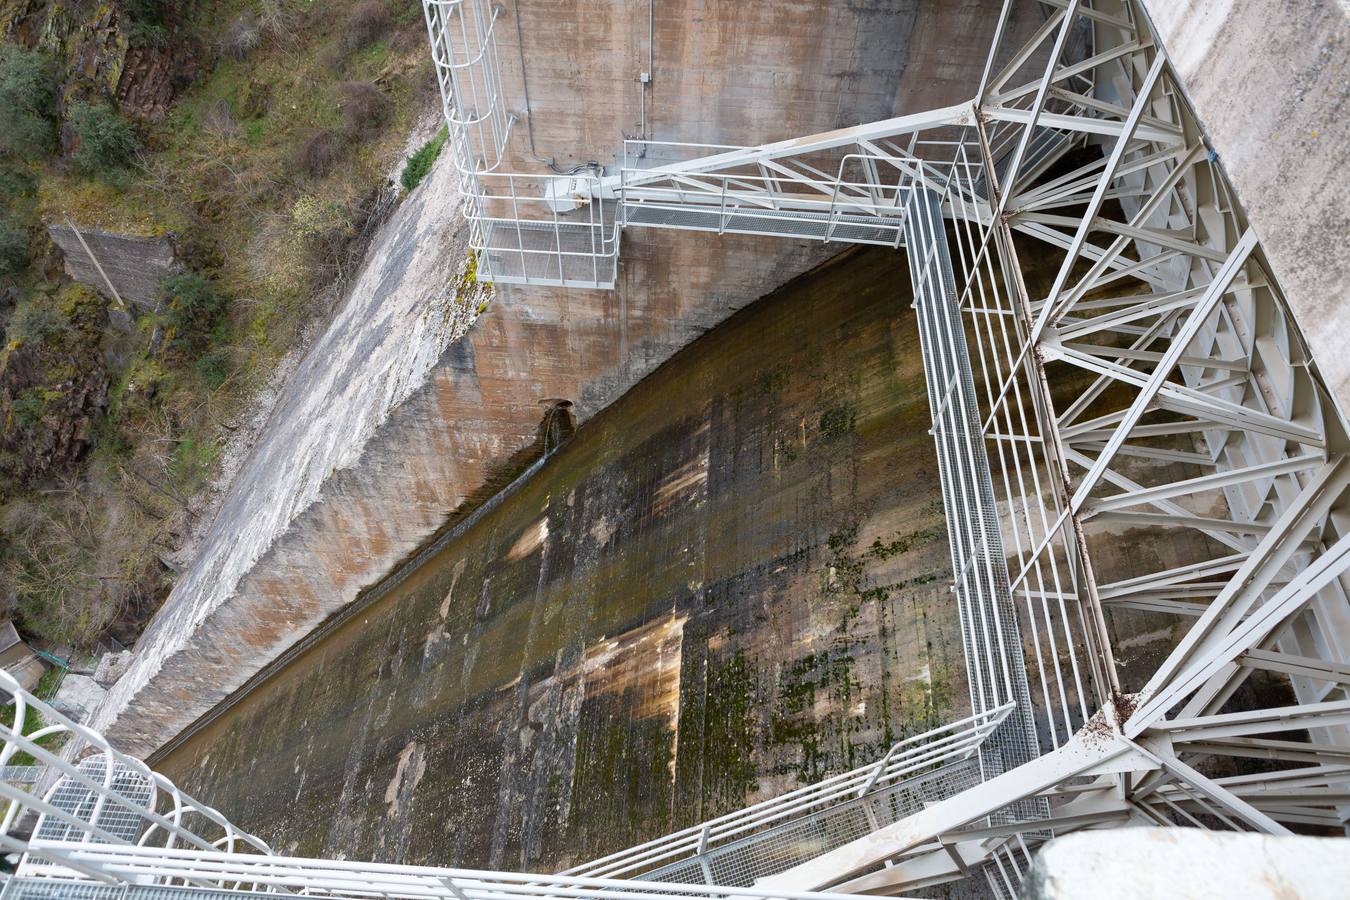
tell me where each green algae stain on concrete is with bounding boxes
[157,247,969,872]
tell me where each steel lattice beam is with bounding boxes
[535,0,1350,896]
[3,4,1347,900]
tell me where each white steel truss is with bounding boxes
[424,0,1350,896]
[2,3,1346,900]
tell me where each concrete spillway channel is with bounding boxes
[153,247,972,870]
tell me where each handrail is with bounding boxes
[0,669,273,861]
[564,702,1014,880]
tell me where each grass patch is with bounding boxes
[0,700,66,765]
[401,125,447,192]
[169,433,222,497]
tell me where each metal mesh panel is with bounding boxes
[126,888,275,900]
[1,765,42,783]
[635,758,981,887]
[34,756,153,844]
[478,220,619,288]
[5,880,124,900]
[623,205,905,247]
[904,190,1045,823]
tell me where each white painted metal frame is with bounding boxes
[0,669,273,877]
[414,0,1350,895]
[421,0,620,288]
[0,674,933,900]
[6,844,902,900]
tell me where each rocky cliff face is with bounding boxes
[0,284,108,487]
[0,0,437,651]
[1,0,205,123]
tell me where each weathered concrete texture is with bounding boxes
[51,674,106,724]
[510,0,1011,157]
[94,0,1022,757]
[1140,0,1350,414]
[46,225,176,308]
[157,247,969,871]
[1023,829,1350,900]
[89,149,483,755]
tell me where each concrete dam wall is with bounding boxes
[156,247,970,869]
[91,0,1027,757]
[154,239,1220,870]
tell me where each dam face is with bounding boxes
[92,0,1023,758]
[156,248,967,869]
[41,0,1348,896]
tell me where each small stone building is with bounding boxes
[0,621,45,693]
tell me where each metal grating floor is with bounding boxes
[34,758,153,845]
[632,758,982,887]
[622,204,906,247]
[478,220,618,288]
[903,191,1045,823]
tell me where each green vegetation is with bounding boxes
[68,103,141,175]
[0,45,57,159]
[161,271,226,351]
[168,433,222,497]
[0,213,28,276]
[0,699,66,765]
[867,525,942,561]
[401,125,448,192]
[818,403,856,439]
[0,0,439,651]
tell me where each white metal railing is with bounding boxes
[0,670,273,874]
[468,171,620,288]
[735,3,1350,897]
[564,703,1013,883]
[0,672,909,900]
[10,844,902,900]
[8,6,1337,900]
[421,0,621,288]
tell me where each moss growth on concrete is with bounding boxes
[158,247,966,871]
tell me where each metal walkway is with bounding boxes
[2,2,1348,900]
[563,705,1010,886]
[423,0,1350,894]
[0,671,889,900]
